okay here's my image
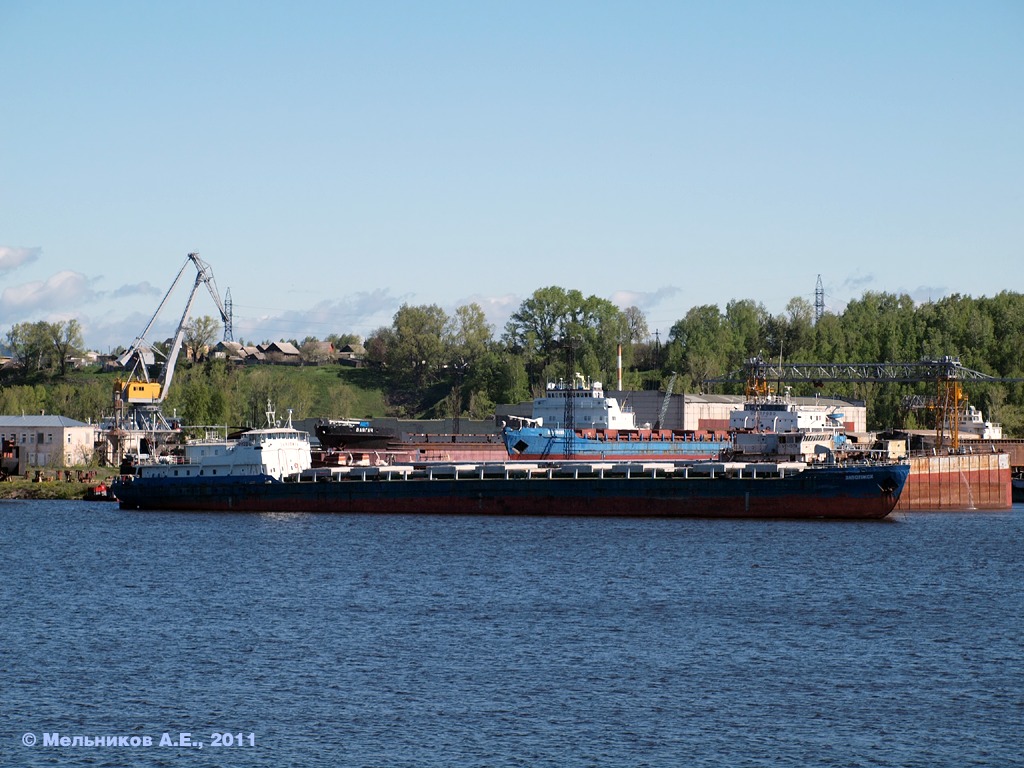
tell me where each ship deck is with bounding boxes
[295,459,863,484]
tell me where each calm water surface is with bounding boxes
[1,501,1022,767]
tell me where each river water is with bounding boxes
[2,501,1022,767]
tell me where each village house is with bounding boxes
[338,343,366,368]
[211,340,247,363]
[259,341,302,365]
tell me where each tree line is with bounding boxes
[3,288,1024,434]
[358,289,1024,433]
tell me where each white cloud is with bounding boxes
[80,309,156,353]
[106,281,163,299]
[0,271,93,316]
[841,274,876,292]
[0,246,42,273]
[610,286,682,312]
[229,289,411,344]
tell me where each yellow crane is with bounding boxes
[114,253,228,429]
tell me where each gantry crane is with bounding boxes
[707,356,1023,452]
[115,252,229,430]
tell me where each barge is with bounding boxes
[111,409,909,519]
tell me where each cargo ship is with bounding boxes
[111,410,909,519]
[502,376,731,461]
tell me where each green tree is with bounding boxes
[386,304,450,388]
[810,312,846,363]
[364,326,394,369]
[49,319,84,377]
[724,299,768,367]
[503,287,630,387]
[327,332,362,348]
[447,303,492,365]
[183,315,222,362]
[0,383,47,414]
[503,286,576,381]
[445,303,497,417]
[6,322,52,377]
[667,305,733,389]
[623,306,649,344]
[45,379,109,422]
[840,292,918,362]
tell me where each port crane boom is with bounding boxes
[116,253,228,426]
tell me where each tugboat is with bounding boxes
[314,418,396,450]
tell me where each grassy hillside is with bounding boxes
[0,363,394,427]
[285,366,392,419]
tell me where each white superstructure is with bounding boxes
[129,405,312,481]
[729,389,847,462]
[729,389,846,434]
[952,404,1003,440]
[526,375,638,431]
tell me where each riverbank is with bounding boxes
[0,470,119,501]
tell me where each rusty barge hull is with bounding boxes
[896,453,1011,511]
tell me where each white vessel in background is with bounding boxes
[952,404,1003,440]
[728,388,849,462]
[120,403,311,482]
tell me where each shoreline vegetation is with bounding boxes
[0,469,119,501]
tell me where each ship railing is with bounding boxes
[293,457,906,484]
[131,453,190,466]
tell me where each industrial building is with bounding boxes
[0,415,99,468]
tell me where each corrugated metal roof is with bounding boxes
[0,415,92,428]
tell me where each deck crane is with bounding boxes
[706,356,1024,452]
[115,253,229,430]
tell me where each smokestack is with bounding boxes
[617,344,622,392]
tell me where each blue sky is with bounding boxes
[2,1,1021,352]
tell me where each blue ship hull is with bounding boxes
[503,426,730,461]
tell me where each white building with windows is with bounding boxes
[0,415,98,467]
